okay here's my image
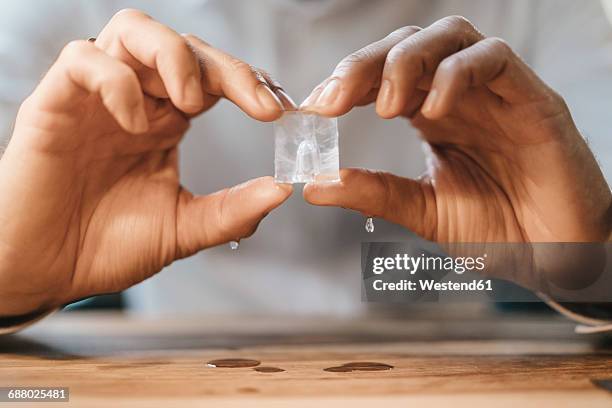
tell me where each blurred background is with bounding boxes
[0,0,610,319]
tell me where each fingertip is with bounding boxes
[304,89,355,118]
[302,182,321,204]
[420,108,443,120]
[246,176,293,206]
[375,92,405,119]
[254,84,284,122]
[274,89,298,111]
[420,88,445,120]
[176,74,205,114]
[303,181,340,206]
[375,102,400,119]
[312,103,352,118]
[268,178,294,202]
[114,104,148,134]
[275,181,294,197]
[375,79,398,119]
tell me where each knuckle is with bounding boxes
[388,25,421,40]
[167,36,193,57]
[443,15,474,30]
[334,49,374,75]
[341,49,372,66]
[60,40,91,61]
[385,44,406,65]
[438,15,484,44]
[182,33,211,53]
[437,55,464,76]
[486,37,512,54]
[111,65,137,84]
[224,56,259,79]
[111,8,148,23]
[386,40,425,69]
[548,89,567,107]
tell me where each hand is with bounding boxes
[0,9,294,316]
[303,16,611,245]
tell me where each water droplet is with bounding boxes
[323,366,353,372]
[229,240,240,250]
[253,366,285,373]
[324,361,393,372]
[365,217,375,233]
[206,358,260,368]
[341,362,393,371]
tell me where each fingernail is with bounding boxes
[377,79,394,112]
[315,79,341,107]
[275,89,297,110]
[256,84,284,111]
[183,75,204,111]
[421,88,439,116]
[300,88,321,109]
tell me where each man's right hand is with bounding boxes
[303,17,611,244]
[0,9,294,316]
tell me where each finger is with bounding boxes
[422,37,555,119]
[96,9,204,113]
[176,177,293,256]
[33,40,148,133]
[300,26,420,116]
[184,35,285,121]
[259,70,298,110]
[303,168,436,240]
[180,50,293,118]
[376,15,484,118]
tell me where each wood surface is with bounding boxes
[0,311,610,407]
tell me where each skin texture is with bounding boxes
[0,13,610,316]
[0,9,296,316]
[303,16,611,245]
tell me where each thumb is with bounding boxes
[176,176,292,257]
[303,168,436,240]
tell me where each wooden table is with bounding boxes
[1,310,611,407]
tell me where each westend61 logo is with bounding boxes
[372,253,487,275]
[364,242,612,302]
[368,252,493,295]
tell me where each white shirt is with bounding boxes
[0,0,611,317]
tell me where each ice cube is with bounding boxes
[274,111,340,184]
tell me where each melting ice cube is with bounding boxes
[274,111,340,184]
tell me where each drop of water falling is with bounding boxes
[229,240,240,250]
[365,217,375,233]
